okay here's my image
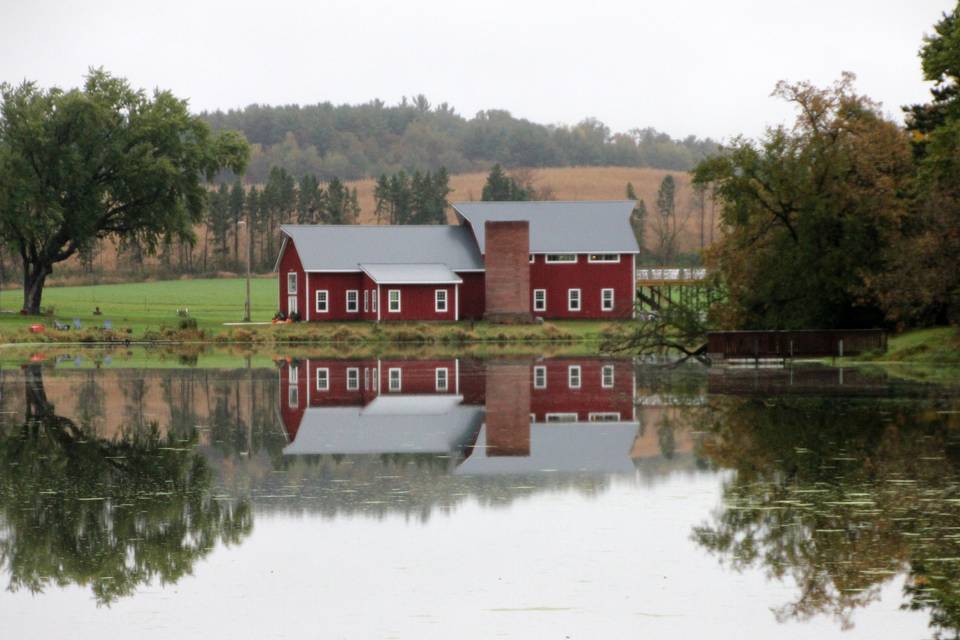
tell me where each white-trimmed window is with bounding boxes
[435,289,448,313]
[435,367,448,392]
[315,290,329,313]
[533,365,547,389]
[589,412,621,422]
[588,254,620,263]
[568,365,581,389]
[546,412,578,423]
[568,288,581,312]
[533,289,547,312]
[601,288,614,312]
[546,254,577,264]
[388,290,401,313]
[289,364,299,384]
[388,368,402,392]
[372,291,378,313]
[364,290,369,313]
[287,272,297,294]
[346,367,359,391]
[346,290,359,313]
[316,368,329,391]
[529,254,535,263]
[288,386,299,408]
[602,364,615,389]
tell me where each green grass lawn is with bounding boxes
[0,277,621,345]
[0,277,278,335]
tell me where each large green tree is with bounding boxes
[0,69,249,313]
[480,164,535,201]
[693,74,913,330]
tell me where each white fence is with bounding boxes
[636,268,707,281]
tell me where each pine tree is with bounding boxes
[228,180,245,263]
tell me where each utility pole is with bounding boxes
[239,218,252,322]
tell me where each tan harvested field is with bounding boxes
[57,166,716,281]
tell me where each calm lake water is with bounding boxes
[1,351,958,639]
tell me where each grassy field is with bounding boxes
[54,166,714,280]
[0,277,619,346]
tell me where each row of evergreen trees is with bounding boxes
[373,168,451,224]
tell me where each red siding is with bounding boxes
[377,284,457,321]
[457,272,485,321]
[278,239,307,318]
[530,253,635,320]
[530,359,634,422]
[307,272,366,321]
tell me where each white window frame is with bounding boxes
[435,367,448,392]
[288,386,299,408]
[588,254,621,263]
[346,290,359,313]
[288,295,298,316]
[289,364,299,384]
[546,412,578,423]
[588,412,621,422]
[388,367,402,392]
[546,254,577,264]
[315,290,329,313]
[388,289,401,313]
[601,364,615,389]
[529,254,535,263]
[435,289,448,313]
[316,367,330,391]
[533,289,547,312]
[601,288,614,312]
[568,365,581,389]
[364,290,369,313]
[287,272,298,294]
[568,288,581,312]
[533,365,547,389]
[346,367,360,391]
[372,290,378,313]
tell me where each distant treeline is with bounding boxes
[200,96,720,183]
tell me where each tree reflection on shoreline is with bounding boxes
[693,395,960,637]
[0,365,252,604]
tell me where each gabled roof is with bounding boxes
[279,224,484,271]
[360,263,463,285]
[282,395,484,456]
[451,200,639,254]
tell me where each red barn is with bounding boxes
[275,201,639,321]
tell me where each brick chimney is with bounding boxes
[484,361,531,457]
[483,220,532,323]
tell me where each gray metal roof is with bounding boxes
[359,263,463,285]
[451,200,640,254]
[282,395,483,455]
[280,224,484,271]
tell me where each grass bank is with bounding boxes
[0,277,618,348]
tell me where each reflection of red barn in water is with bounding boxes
[277,358,641,474]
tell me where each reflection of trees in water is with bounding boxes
[0,365,252,605]
[693,396,960,637]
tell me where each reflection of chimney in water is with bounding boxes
[484,362,531,457]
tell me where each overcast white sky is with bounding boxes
[0,0,953,140]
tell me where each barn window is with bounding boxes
[388,368,402,391]
[588,254,620,263]
[388,290,401,313]
[533,289,547,312]
[287,272,297,294]
[546,254,577,263]
[533,365,547,389]
[435,289,447,313]
[315,290,329,313]
[288,386,299,408]
[601,288,614,311]
[568,365,581,389]
[588,412,621,422]
[602,364,615,388]
[545,413,578,422]
[568,288,581,312]
[346,367,359,391]
[364,290,369,313]
[435,367,448,392]
[316,368,329,391]
[346,290,359,313]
